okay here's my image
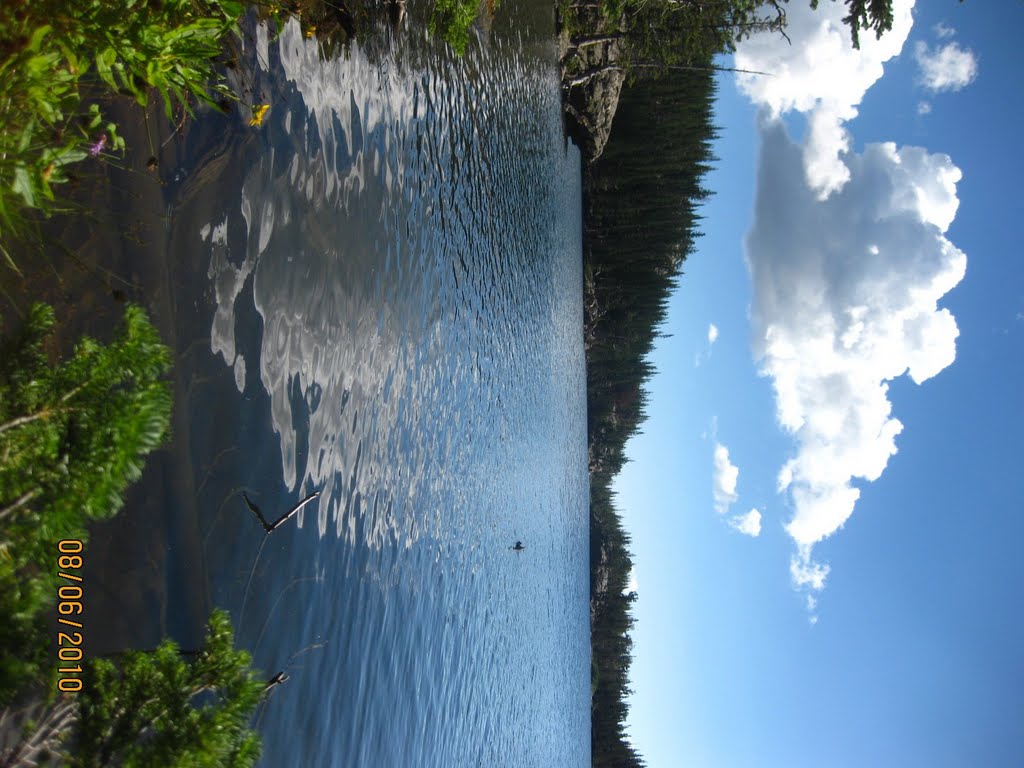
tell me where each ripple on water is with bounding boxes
[196,14,589,767]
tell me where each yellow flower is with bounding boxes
[305,25,317,38]
[249,104,270,128]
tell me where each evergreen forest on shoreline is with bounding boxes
[583,69,718,767]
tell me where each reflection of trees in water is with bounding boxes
[248,0,495,72]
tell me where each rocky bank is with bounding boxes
[557,3,627,162]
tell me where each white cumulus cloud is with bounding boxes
[734,0,914,199]
[708,323,720,345]
[747,120,967,595]
[730,509,763,537]
[915,40,978,92]
[713,442,740,515]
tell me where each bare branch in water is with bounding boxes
[243,491,320,533]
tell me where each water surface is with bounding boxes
[158,10,590,766]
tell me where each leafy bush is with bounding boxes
[0,303,172,703]
[0,0,244,264]
[72,610,264,767]
[431,0,487,53]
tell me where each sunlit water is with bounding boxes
[155,10,588,767]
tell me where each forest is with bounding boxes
[584,69,718,767]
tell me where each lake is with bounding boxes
[80,3,590,766]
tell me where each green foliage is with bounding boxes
[73,610,264,767]
[0,310,259,764]
[811,0,894,49]
[430,0,489,53]
[622,0,789,70]
[0,0,244,262]
[0,303,172,704]
[0,580,50,709]
[90,0,243,105]
[563,0,897,81]
[0,303,173,554]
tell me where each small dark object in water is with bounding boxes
[511,541,525,552]
[146,156,159,173]
[243,491,320,533]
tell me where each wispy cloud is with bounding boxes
[734,0,914,199]
[712,442,740,515]
[746,120,967,598]
[917,101,932,115]
[806,595,820,625]
[701,415,719,442]
[697,323,720,366]
[933,21,955,40]
[915,40,978,92]
[729,509,762,537]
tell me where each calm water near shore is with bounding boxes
[83,4,589,765]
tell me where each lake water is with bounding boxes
[96,6,591,766]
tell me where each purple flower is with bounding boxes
[89,133,107,157]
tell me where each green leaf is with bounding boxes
[27,25,52,53]
[95,47,118,90]
[11,168,36,208]
[87,103,103,130]
[16,120,35,154]
[25,52,58,78]
[49,145,89,166]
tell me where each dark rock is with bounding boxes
[558,9,627,162]
[563,64,625,161]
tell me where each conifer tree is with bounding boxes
[72,610,264,768]
[0,303,172,703]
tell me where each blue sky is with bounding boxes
[619,2,1024,765]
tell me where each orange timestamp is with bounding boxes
[55,539,85,693]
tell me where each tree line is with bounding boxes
[563,0,899,99]
[585,68,718,767]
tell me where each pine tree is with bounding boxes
[0,303,172,703]
[71,610,264,768]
